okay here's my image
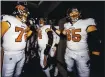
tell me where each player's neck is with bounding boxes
[40,24,45,28]
[71,19,79,25]
[71,21,76,25]
[16,15,22,23]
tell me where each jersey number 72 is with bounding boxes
[15,27,27,42]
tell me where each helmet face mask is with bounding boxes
[19,10,29,23]
[39,18,45,27]
[67,8,81,22]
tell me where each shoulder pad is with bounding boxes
[84,18,96,25]
[2,15,14,21]
[45,28,51,32]
[87,18,95,21]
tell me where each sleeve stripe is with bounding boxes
[6,21,11,28]
[86,25,96,32]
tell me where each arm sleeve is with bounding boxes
[44,31,53,55]
[87,30,101,52]
[52,26,66,38]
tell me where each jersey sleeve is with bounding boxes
[87,18,96,26]
[64,23,67,29]
[1,15,11,27]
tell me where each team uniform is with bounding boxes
[64,18,96,77]
[37,25,60,77]
[37,25,51,77]
[2,15,27,77]
[38,25,51,68]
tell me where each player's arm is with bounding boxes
[43,28,53,67]
[52,26,61,35]
[27,30,32,37]
[0,21,10,70]
[44,28,53,56]
[52,26,66,37]
[0,21,10,69]
[87,25,100,56]
[0,21,11,37]
[0,21,10,68]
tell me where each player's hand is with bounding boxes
[62,29,66,35]
[25,27,30,32]
[56,30,61,35]
[38,29,41,33]
[43,55,47,67]
[92,51,100,56]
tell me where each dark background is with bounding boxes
[1,1,104,77]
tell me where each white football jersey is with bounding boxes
[37,25,51,49]
[2,15,27,51]
[64,18,96,51]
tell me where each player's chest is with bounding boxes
[65,25,87,41]
[11,22,27,31]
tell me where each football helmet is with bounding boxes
[66,7,81,22]
[13,1,30,23]
[28,18,37,31]
[39,18,46,26]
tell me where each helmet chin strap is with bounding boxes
[40,24,44,27]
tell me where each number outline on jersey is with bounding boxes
[15,27,27,42]
[66,28,81,42]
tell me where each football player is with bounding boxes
[37,18,53,77]
[25,18,37,63]
[1,2,32,77]
[52,7,100,77]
